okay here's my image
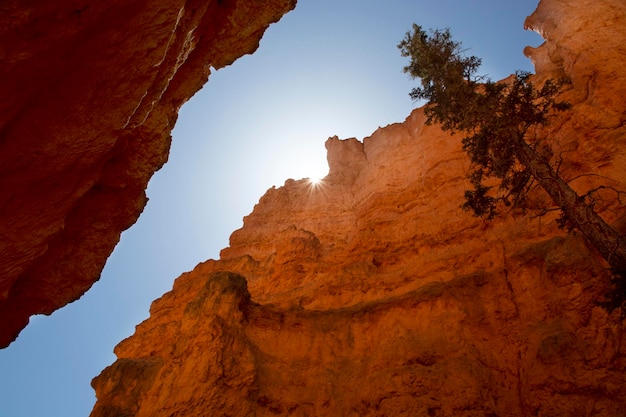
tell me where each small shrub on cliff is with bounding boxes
[398,24,626,316]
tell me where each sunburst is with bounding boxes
[306,175,329,196]
[308,176,323,187]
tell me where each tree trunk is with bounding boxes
[515,139,626,274]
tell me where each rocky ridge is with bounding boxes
[91,0,626,415]
[0,0,296,347]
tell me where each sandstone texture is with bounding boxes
[92,0,626,415]
[0,0,296,347]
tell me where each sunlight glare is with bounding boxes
[304,162,328,190]
[307,176,326,192]
[308,175,324,186]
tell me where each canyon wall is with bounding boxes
[91,0,626,415]
[0,0,296,347]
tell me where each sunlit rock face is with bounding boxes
[0,0,296,347]
[524,0,626,185]
[91,0,626,415]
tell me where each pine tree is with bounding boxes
[398,24,626,315]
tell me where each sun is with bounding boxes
[306,174,328,192]
[308,176,323,186]
[304,164,328,190]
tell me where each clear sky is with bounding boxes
[0,1,541,416]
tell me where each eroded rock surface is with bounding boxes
[0,0,296,347]
[92,0,626,415]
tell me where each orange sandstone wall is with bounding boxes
[91,0,626,415]
[0,0,296,347]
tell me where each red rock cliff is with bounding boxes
[91,0,626,415]
[0,0,296,347]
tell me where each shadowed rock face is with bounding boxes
[89,0,626,415]
[0,0,296,347]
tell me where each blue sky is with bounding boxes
[0,1,541,416]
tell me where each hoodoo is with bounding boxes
[91,0,626,415]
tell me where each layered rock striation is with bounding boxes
[92,0,626,415]
[0,0,296,347]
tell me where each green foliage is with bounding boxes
[398,24,482,132]
[399,25,626,318]
[398,25,570,218]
